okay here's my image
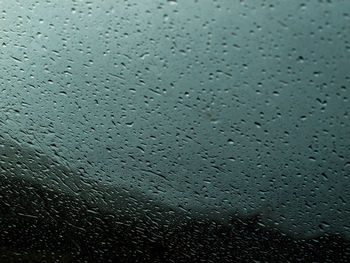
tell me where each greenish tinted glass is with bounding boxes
[0,0,349,262]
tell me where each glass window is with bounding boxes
[1,0,349,261]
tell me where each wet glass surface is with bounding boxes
[0,0,349,262]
